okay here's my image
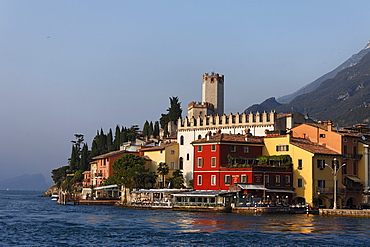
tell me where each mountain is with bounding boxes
[276,51,370,125]
[245,97,282,113]
[0,173,51,191]
[244,42,370,126]
[276,41,370,104]
[245,51,370,126]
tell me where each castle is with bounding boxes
[177,73,305,184]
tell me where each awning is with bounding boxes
[172,190,231,197]
[94,185,119,190]
[237,184,266,190]
[346,176,362,183]
[266,189,295,194]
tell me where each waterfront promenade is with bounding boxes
[320,209,370,217]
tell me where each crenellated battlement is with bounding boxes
[188,101,215,109]
[178,110,276,130]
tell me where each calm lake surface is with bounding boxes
[1,190,370,246]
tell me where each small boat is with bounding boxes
[51,193,59,201]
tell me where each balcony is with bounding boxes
[94,173,103,178]
[316,187,346,194]
[343,154,362,160]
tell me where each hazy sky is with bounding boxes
[1,1,370,182]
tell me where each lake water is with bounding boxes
[1,190,370,246]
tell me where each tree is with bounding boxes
[153,121,160,138]
[157,162,169,188]
[160,96,182,137]
[167,169,185,189]
[79,143,89,171]
[51,166,69,188]
[113,125,121,150]
[107,128,114,152]
[111,153,147,189]
[142,120,150,138]
[69,134,85,172]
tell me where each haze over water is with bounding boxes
[2,190,370,246]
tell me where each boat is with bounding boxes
[51,193,59,201]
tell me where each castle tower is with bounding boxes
[202,72,224,116]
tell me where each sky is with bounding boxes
[1,1,370,183]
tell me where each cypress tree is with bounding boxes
[149,121,154,137]
[153,121,160,138]
[114,125,121,150]
[107,128,114,152]
[79,143,89,171]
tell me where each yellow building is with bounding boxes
[263,134,342,208]
[140,142,179,187]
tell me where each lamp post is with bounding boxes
[325,158,346,210]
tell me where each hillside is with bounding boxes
[245,44,370,126]
[0,174,51,191]
[277,41,370,104]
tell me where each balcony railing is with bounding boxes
[343,154,362,160]
[316,187,346,194]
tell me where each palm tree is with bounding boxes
[157,162,169,188]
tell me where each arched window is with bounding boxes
[180,135,184,145]
[179,157,183,169]
[198,135,202,140]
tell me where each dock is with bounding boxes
[320,209,370,217]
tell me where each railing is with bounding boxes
[343,154,362,160]
[174,202,225,207]
[316,187,346,194]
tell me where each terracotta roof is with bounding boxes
[290,137,340,156]
[92,149,137,159]
[192,133,264,145]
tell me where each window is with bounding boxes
[211,175,216,186]
[170,161,175,170]
[198,146,202,152]
[241,175,248,183]
[211,157,216,167]
[275,175,281,185]
[243,146,250,153]
[298,159,303,170]
[276,145,289,151]
[186,153,190,160]
[179,157,183,170]
[317,159,325,169]
[197,158,204,168]
[264,175,270,185]
[224,175,231,185]
[198,135,202,140]
[318,179,325,188]
[343,138,347,142]
[320,134,326,138]
[344,145,348,154]
[285,176,291,185]
[180,136,184,145]
[353,146,357,155]
[197,175,202,185]
[170,150,175,155]
[229,145,237,152]
[354,162,358,176]
[211,145,216,151]
[298,178,303,188]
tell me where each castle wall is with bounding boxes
[177,111,277,185]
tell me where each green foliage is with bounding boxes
[51,166,69,188]
[157,162,169,188]
[160,96,182,136]
[153,121,160,138]
[111,153,150,189]
[167,169,185,189]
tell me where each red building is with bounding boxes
[192,133,294,201]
